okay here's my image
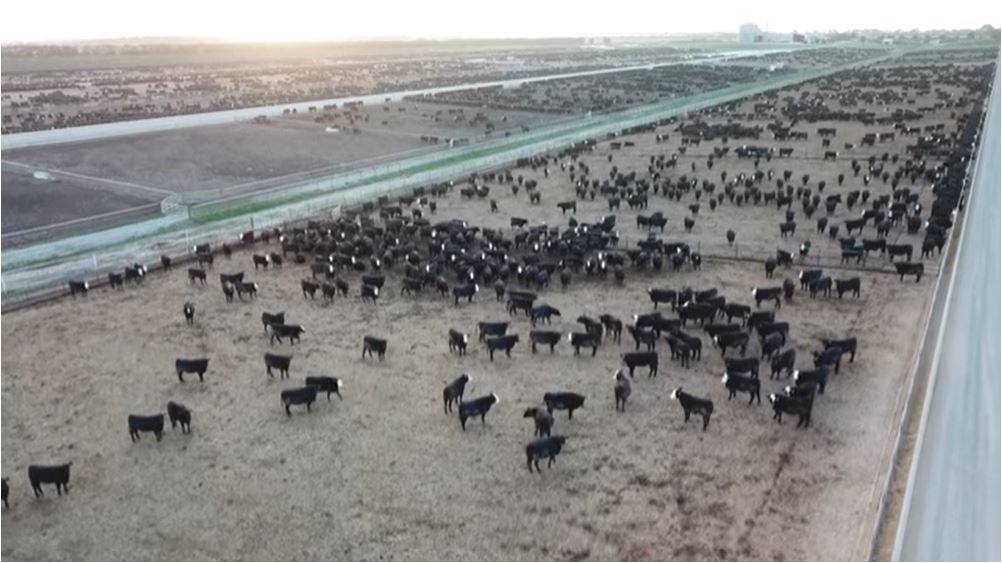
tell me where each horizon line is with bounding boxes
[3,27,993,47]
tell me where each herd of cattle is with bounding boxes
[4,59,990,509]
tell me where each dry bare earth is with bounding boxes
[0,236,932,561]
[0,101,557,232]
[1,76,952,560]
[0,169,159,234]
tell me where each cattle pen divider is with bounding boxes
[1,49,914,311]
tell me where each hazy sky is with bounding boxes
[1,0,998,43]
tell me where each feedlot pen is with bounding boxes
[0,59,987,560]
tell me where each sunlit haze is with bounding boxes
[2,0,998,43]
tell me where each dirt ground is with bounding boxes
[0,243,933,562]
[0,101,559,234]
[0,66,970,560]
[0,169,160,234]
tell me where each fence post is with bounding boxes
[92,254,98,274]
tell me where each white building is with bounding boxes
[739,23,761,44]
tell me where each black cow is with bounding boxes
[219,272,244,286]
[779,221,797,237]
[784,382,819,399]
[529,330,561,354]
[614,369,632,411]
[747,311,775,331]
[665,335,692,367]
[835,277,861,298]
[452,283,479,305]
[458,394,499,430]
[568,332,600,356]
[722,372,761,404]
[777,249,793,268]
[670,387,714,431]
[486,334,519,360]
[862,239,886,255]
[68,280,89,298]
[793,367,828,394]
[756,322,790,340]
[311,263,334,279]
[725,356,760,378]
[183,302,195,325]
[769,391,814,427]
[305,376,344,401]
[161,255,173,271]
[765,257,778,278]
[627,324,657,351]
[813,347,843,373]
[672,330,703,360]
[124,264,147,284]
[526,436,567,473]
[887,244,913,262]
[108,272,124,289]
[622,351,658,378]
[188,268,207,285]
[235,281,258,299]
[401,277,423,295]
[530,304,561,326]
[221,282,236,302]
[128,414,165,442]
[281,386,318,416]
[678,302,716,326]
[842,247,864,265]
[714,331,749,356]
[798,269,823,290]
[252,254,271,270]
[761,331,786,359]
[265,352,292,378]
[27,463,72,497]
[448,329,469,355]
[543,392,586,420]
[361,284,380,303]
[261,311,286,331]
[167,401,192,433]
[175,358,209,382]
[362,336,387,360]
[822,337,858,362]
[751,287,782,308]
[648,287,677,310]
[443,374,472,413]
[895,262,924,282]
[478,321,508,342]
[321,282,338,301]
[723,303,752,324]
[269,324,306,345]
[524,407,554,437]
[599,314,623,343]
[507,295,535,316]
[771,348,796,379]
[808,277,832,298]
[577,316,604,339]
[844,218,866,235]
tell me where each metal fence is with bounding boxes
[1,50,904,309]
